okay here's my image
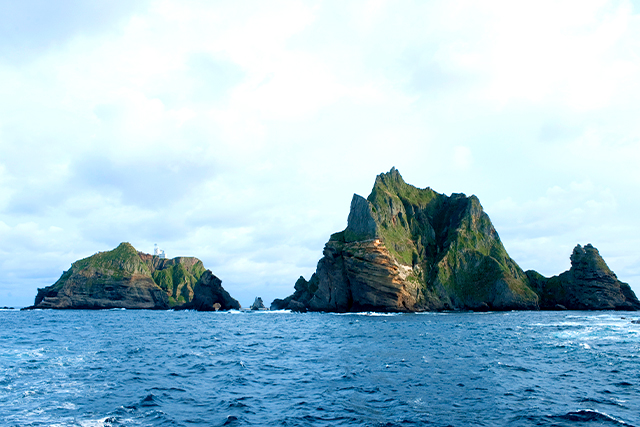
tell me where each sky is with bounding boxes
[1,0,640,308]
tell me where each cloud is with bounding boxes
[0,0,150,63]
[486,180,637,283]
[2,0,640,307]
[453,146,473,170]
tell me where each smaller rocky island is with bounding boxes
[25,243,239,311]
[250,297,266,310]
[527,244,640,310]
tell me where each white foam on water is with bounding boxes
[354,312,401,317]
[79,417,113,427]
[56,401,77,410]
[249,309,292,314]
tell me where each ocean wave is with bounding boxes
[552,409,633,425]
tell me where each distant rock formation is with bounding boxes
[250,297,266,310]
[175,270,240,311]
[273,168,539,312]
[271,276,316,312]
[25,243,239,310]
[526,244,640,310]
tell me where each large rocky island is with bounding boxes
[25,242,239,310]
[272,168,640,312]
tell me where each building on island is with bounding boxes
[153,244,166,259]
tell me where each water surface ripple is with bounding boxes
[1,310,639,426]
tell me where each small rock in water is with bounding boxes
[250,297,265,310]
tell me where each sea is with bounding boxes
[1,309,639,427]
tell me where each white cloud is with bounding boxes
[2,0,640,307]
[453,146,473,170]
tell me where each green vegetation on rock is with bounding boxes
[151,260,205,307]
[31,242,213,309]
[277,167,541,312]
[72,242,151,277]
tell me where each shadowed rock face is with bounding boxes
[31,271,169,310]
[527,244,640,310]
[176,270,240,311]
[26,243,238,310]
[274,168,539,312]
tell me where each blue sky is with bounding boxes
[1,0,640,308]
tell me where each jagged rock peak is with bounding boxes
[250,297,266,310]
[570,244,616,277]
[376,166,404,185]
[345,194,378,242]
[526,244,640,311]
[274,168,539,312]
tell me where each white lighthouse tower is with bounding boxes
[153,244,166,259]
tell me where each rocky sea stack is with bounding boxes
[272,168,639,312]
[527,244,640,310]
[26,243,239,310]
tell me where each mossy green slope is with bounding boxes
[276,168,539,312]
[354,168,537,310]
[150,258,206,306]
[62,242,151,282]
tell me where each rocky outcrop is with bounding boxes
[25,242,238,310]
[271,276,318,311]
[526,244,640,310]
[175,270,240,311]
[250,297,266,310]
[273,168,539,312]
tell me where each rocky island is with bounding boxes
[25,242,240,310]
[527,244,640,310]
[272,168,639,312]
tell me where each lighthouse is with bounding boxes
[153,244,166,259]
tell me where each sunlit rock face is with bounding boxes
[274,168,540,312]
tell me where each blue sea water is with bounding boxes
[1,310,639,427]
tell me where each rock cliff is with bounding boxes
[526,244,640,310]
[26,242,239,310]
[175,270,240,311]
[274,168,539,312]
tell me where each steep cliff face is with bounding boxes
[28,243,235,310]
[275,168,539,312]
[175,270,240,311]
[527,244,640,310]
[138,253,206,306]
